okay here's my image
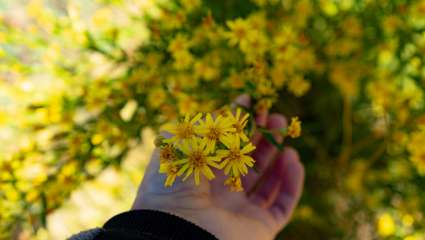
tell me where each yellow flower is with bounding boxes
[227,72,245,89]
[194,61,218,81]
[377,213,395,237]
[159,162,179,187]
[163,113,203,144]
[217,134,256,177]
[227,108,250,142]
[177,94,199,115]
[168,34,191,55]
[159,144,177,163]
[288,75,311,97]
[173,50,194,70]
[224,176,243,192]
[287,117,302,138]
[247,12,267,31]
[181,0,201,11]
[225,18,251,46]
[196,113,235,152]
[148,88,166,108]
[240,31,268,60]
[175,138,221,185]
[407,128,425,174]
[270,65,288,88]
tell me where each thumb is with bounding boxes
[132,148,210,209]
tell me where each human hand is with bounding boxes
[132,96,305,240]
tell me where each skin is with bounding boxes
[132,96,305,240]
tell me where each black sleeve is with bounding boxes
[93,210,218,240]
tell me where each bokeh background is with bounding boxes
[1,0,425,239]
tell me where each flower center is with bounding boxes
[160,145,176,163]
[206,126,221,140]
[189,151,207,168]
[233,122,243,133]
[227,149,241,162]
[176,122,194,139]
[235,28,246,39]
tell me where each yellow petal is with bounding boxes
[177,163,189,176]
[241,143,256,154]
[184,114,190,122]
[206,113,214,124]
[218,159,229,169]
[191,112,203,124]
[202,166,215,180]
[240,133,250,142]
[194,168,201,185]
[232,164,239,176]
[235,108,241,119]
[165,175,176,186]
[224,164,232,175]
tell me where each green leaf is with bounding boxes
[258,128,283,151]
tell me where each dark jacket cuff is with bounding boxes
[94,209,218,240]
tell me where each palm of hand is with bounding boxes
[132,112,304,240]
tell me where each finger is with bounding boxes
[269,148,304,226]
[249,151,287,209]
[243,114,287,191]
[233,94,251,108]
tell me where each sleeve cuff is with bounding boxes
[95,209,218,240]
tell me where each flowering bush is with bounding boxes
[1,0,425,239]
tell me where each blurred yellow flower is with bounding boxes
[377,213,396,237]
[224,18,251,46]
[168,34,191,55]
[148,88,166,108]
[288,76,311,97]
[407,128,425,174]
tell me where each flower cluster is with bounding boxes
[157,109,302,191]
[407,127,425,174]
[157,109,257,191]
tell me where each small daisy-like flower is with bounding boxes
[224,176,243,192]
[159,162,179,187]
[407,128,425,173]
[163,113,203,144]
[225,18,250,46]
[227,108,250,142]
[196,113,235,153]
[159,144,177,164]
[287,117,302,138]
[288,76,311,97]
[175,137,221,185]
[168,34,191,55]
[217,134,256,177]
